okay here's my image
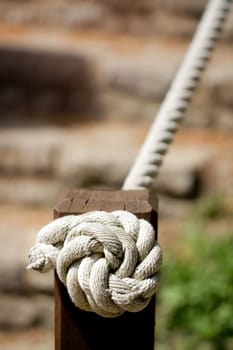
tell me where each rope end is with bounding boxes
[26,262,42,271]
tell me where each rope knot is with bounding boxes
[28,210,162,318]
[27,243,59,272]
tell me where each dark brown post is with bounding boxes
[54,189,158,350]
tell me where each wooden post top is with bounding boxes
[54,189,158,218]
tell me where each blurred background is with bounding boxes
[0,1,232,349]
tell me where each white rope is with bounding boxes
[27,0,232,318]
[123,0,232,190]
[27,211,162,318]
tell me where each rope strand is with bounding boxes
[123,0,232,190]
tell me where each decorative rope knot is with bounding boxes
[27,210,162,318]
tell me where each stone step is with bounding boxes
[0,125,216,205]
[0,26,232,128]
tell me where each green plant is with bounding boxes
[194,193,227,219]
[157,222,233,350]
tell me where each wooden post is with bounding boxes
[54,189,158,350]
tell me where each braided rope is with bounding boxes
[123,0,232,190]
[27,0,232,318]
[27,211,162,318]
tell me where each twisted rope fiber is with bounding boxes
[123,0,232,190]
[28,211,162,318]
